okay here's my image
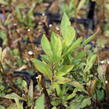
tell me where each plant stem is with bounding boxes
[41,75,52,109]
[0,61,4,73]
[51,63,55,81]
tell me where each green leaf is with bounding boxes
[41,34,53,56]
[0,0,8,5]
[80,97,91,108]
[51,32,62,59]
[84,54,96,73]
[66,89,77,100]
[7,103,17,109]
[41,55,52,63]
[105,4,109,10]
[28,80,33,98]
[27,6,35,27]
[35,94,45,109]
[0,31,7,41]
[31,58,52,79]
[3,93,24,100]
[97,65,106,83]
[15,99,23,109]
[3,93,24,109]
[72,81,87,93]
[72,51,86,64]
[57,65,74,76]
[4,14,12,25]
[74,51,86,60]
[63,37,82,56]
[55,76,70,84]
[61,13,71,30]
[15,8,23,23]
[52,107,57,109]
[0,105,5,109]
[62,26,76,48]
[93,89,105,101]
[55,84,61,96]
[82,32,97,46]
[68,96,91,109]
[76,0,86,13]
[61,13,75,48]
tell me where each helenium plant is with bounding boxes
[31,13,97,108]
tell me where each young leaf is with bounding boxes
[31,58,52,79]
[84,54,96,73]
[41,55,53,63]
[76,0,86,13]
[74,51,86,60]
[51,32,62,59]
[61,13,71,30]
[56,65,74,76]
[55,76,71,84]
[62,26,76,48]
[63,37,82,56]
[55,84,61,96]
[35,94,45,109]
[82,32,97,46]
[41,34,53,56]
[60,13,75,48]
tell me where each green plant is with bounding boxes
[60,0,87,17]
[15,4,35,27]
[60,0,76,17]
[0,47,25,72]
[31,13,97,108]
[2,80,35,109]
[35,94,45,109]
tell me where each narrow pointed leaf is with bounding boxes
[3,93,25,101]
[84,55,96,73]
[31,58,52,79]
[51,32,62,58]
[41,34,52,56]
[72,81,87,93]
[64,37,82,56]
[82,32,97,46]
[57,65,74,76]
[61,13,75,48]
[56,76,71,84]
